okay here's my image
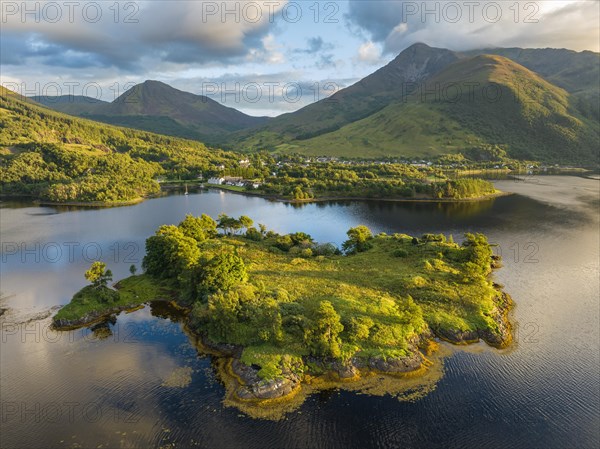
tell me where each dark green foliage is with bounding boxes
[393,249,409,258]
[0,86,240,202]
[461,233,493,280]
[275,235,294,252]
[314,243,338,256]
[303,301,344,358]
[342,225,374,254]
[142,225,200,280]
[255,161,500,201]
[203,284,283,344]
[245,227,264,241]
[72,284,119,305]
[345,316,375,343]
[196,252,248,297]
[179,214,217,243]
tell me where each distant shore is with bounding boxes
[205,184,513,204]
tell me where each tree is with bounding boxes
[179,214,217,242]
[346,316,374,342]
[462,233,493,278]
[198,251,248,296]
[129,264,137,275]
[85,261,112,288]
[305,300,344,358]
[143,225,200,280]
[342,225,373,254]
[238,215,253,233]
[217,214,242,235]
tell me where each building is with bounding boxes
[208,177,224,185]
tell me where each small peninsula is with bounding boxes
[53,214,512,414]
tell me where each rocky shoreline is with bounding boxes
[51,287,512,401]
[51,258,513,403]
[199,286,512,402]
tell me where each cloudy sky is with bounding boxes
[1,0,598,116]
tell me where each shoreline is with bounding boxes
[204,185,513,204]
[51,283,512,408]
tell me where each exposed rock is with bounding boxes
[232,359,301,400]
[200,336,243,357]
[52,304,141,330]
[367,351,424,373]
[336,364,359,379]
[491,255,503,269]
[432,291,513,348]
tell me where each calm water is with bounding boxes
[1,176,599,449]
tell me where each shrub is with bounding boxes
[300,248,313,258]
[314,243,338,256]
[393,249,409,258]
[245,227,263,241]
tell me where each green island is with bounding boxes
[53,213,512,416]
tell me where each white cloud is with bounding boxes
[347,0,600,54]
[1,1,289,69]
[357,41,383,64]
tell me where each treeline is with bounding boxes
[0,144,161,202]
[255,161,496,200]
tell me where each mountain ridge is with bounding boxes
[26,43,600,164]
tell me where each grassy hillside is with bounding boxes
[31,95,108,116]
[267,55,599,164]
[226,43,460,149]
[0,86,240,202]
[465,47,600,122]
[465,47,599,95]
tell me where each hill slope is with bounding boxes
[464,47,600,121]
[274,55,599,164]
[31,95,108,116]
[228,43,460,149]
[31,81,269,143]
[0,86,239,202]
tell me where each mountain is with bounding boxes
[1,85,236,171]
[228,44,599,164]
[228,43,461,149]
[27,44,599,164]
[31,80,269,143]
[31,95,108,116]
[464,47,600,121]
[464,47,600,95]
[283,54,598,164]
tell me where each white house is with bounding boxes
[208,177,224,185]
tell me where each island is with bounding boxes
[53,213,512,416]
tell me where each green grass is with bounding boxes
[207,183,247,192]
[54,275,170,322]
